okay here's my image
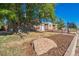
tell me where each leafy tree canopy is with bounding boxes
[0,9,17,21]
[57,18,65,30]
[67,22,77,29]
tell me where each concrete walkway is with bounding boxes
[64,32,78,56]
[75,32,79,56]
[66,31,79,56]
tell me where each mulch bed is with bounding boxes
[23,34,74,56]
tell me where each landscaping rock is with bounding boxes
[33,38,57,55]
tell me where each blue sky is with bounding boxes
[55,3,79,27]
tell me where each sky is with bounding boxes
[55,3,79,27]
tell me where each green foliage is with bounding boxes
[0,9,16,21]
[67,22,77,29]
[57,19,65,30]
[0,3,56,32]
[25,3,56,24]
[0,21,3,28]
[38,4,55,20]
[0,3,56,23]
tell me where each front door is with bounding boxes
[45,24,48,31]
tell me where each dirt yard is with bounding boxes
[0,32,75,56]
[41,34,74,56]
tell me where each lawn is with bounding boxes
[0,35,22,56]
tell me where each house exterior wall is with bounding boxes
[52,24,58,31]
[34,23,57,32]
[48,24,53,31]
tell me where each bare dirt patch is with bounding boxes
[41,34,74,56]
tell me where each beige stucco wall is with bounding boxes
[34,23,58,31]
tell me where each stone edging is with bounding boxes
[64,33,78,56]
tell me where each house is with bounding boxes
[34,18,58,32]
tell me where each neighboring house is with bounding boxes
[34,18,58,31]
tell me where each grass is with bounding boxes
[0,47,23,56]
[0,35,21,45]
[0,35,23,56]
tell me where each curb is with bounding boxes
[64,33,78,56]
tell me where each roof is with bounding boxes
[40,18,53,24]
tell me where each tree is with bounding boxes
[57,18,65,30]
[67,22,77,29]
[0,3,56,32]
[26,4,56,22]
[20,3,56,32]
[39,4,56,22]
[66,22,77,33]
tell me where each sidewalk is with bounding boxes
[64,33,78,56]
[75,33,79,56]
